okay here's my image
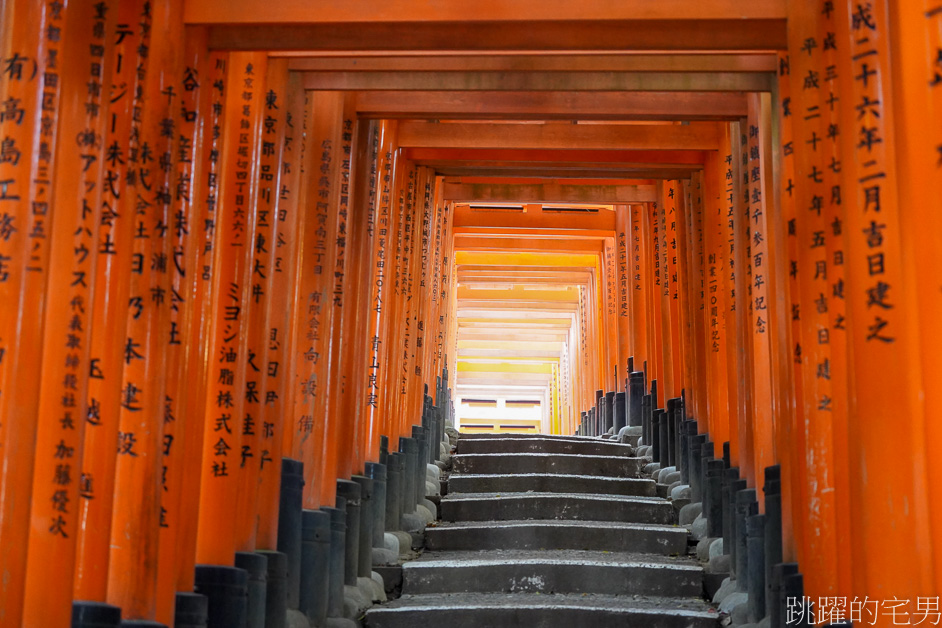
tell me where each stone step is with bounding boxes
[455,433,598,441]
[401,550,702,597]
[454,452,645,477]
[440,492,675,524]
[456,436,636,457]
[364,592,719,628]
[424,520,686,554]
[448,472,655,496]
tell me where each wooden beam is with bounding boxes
[286,54,777,73]
[454,236,607,253]
[301,71,773,92]
[187,1,786,24]
[432,167,697,179]
[454,208,616,231]
[354,91,749,121]
[457,274,595,285]
[398,122,720,151]
[404,147,708,165]
[459,318,574,326]
[444,182,656,204]
[456,251,600,267]
[458,349,564,359]
[206,21,786,53]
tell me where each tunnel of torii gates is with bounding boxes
[0,0,941,626]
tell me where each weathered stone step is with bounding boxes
[454,452,644,477]
[440,492,675,524]
[402,549,702,597]
[456,433,598,441]
[364,592,719,628]
[448,472,655,496]
[424,519,686,554]
[456,436,635,457]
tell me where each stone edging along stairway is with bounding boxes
[365,433,720,627]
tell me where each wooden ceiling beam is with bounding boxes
[431,167,695,179]
[205,20,786,52]
[187,1,786,24]
[286,54,777,73]
[453,208,617,231]
[457,272,595,283]
[353,91,749,121]
[403,147,708,164]
[454,237,606,253]
[300,71,772,92]
[444,182,656,204]
[398,121,720,151]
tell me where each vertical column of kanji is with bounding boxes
[302,91,343,503]
[152,27,212,622]
[685,177,708,429]
[435,202,458,402]
[255,65,300,552]
[673,184,693,404]
[628,205,648,377]
[322,96,357,485]
[381,158,407,441]
[409,166,434,422]
[657,183,675,400]
[347,119,379,472]
[227,52,267,550]
[421,174,444,403]
[646,200,663,402]
[833,0,933,598]
[106,0,183,618]
[174,49,227,595]
[273,74,303,472]
[363,120,397,463]
[576,286,588,412]
[423,169,443,410]
[440,198,459,419]
[666,179,688,397]
[761,79,799,517]
[194,53,262,567]
[73,0,142,604]
[614,205,630,381]
[702,148,730,448]
[395,166,419,436]
[722,126,747,474]
[387,160,409,439]
[731,124,758,488]
[693,175,710,432]
[678,182,696,409]
[720,131,744,466]
[785,1,840,598]
[603,236,618,390]
[0,2,57,621]
[761,85,799,526]
[774,53,805,565]
[423,177,442,391]
[596,250,607,392]
[20,1,107,624]
[816,4,853,595]
[400,167,426,428]
[587,259,601,395]
[434,182,455,413]
[287,91,315,484]
[233,56,284,554]
[745,94,776,491]
[890,0,942,595]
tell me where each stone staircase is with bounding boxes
[365,433,719,628]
